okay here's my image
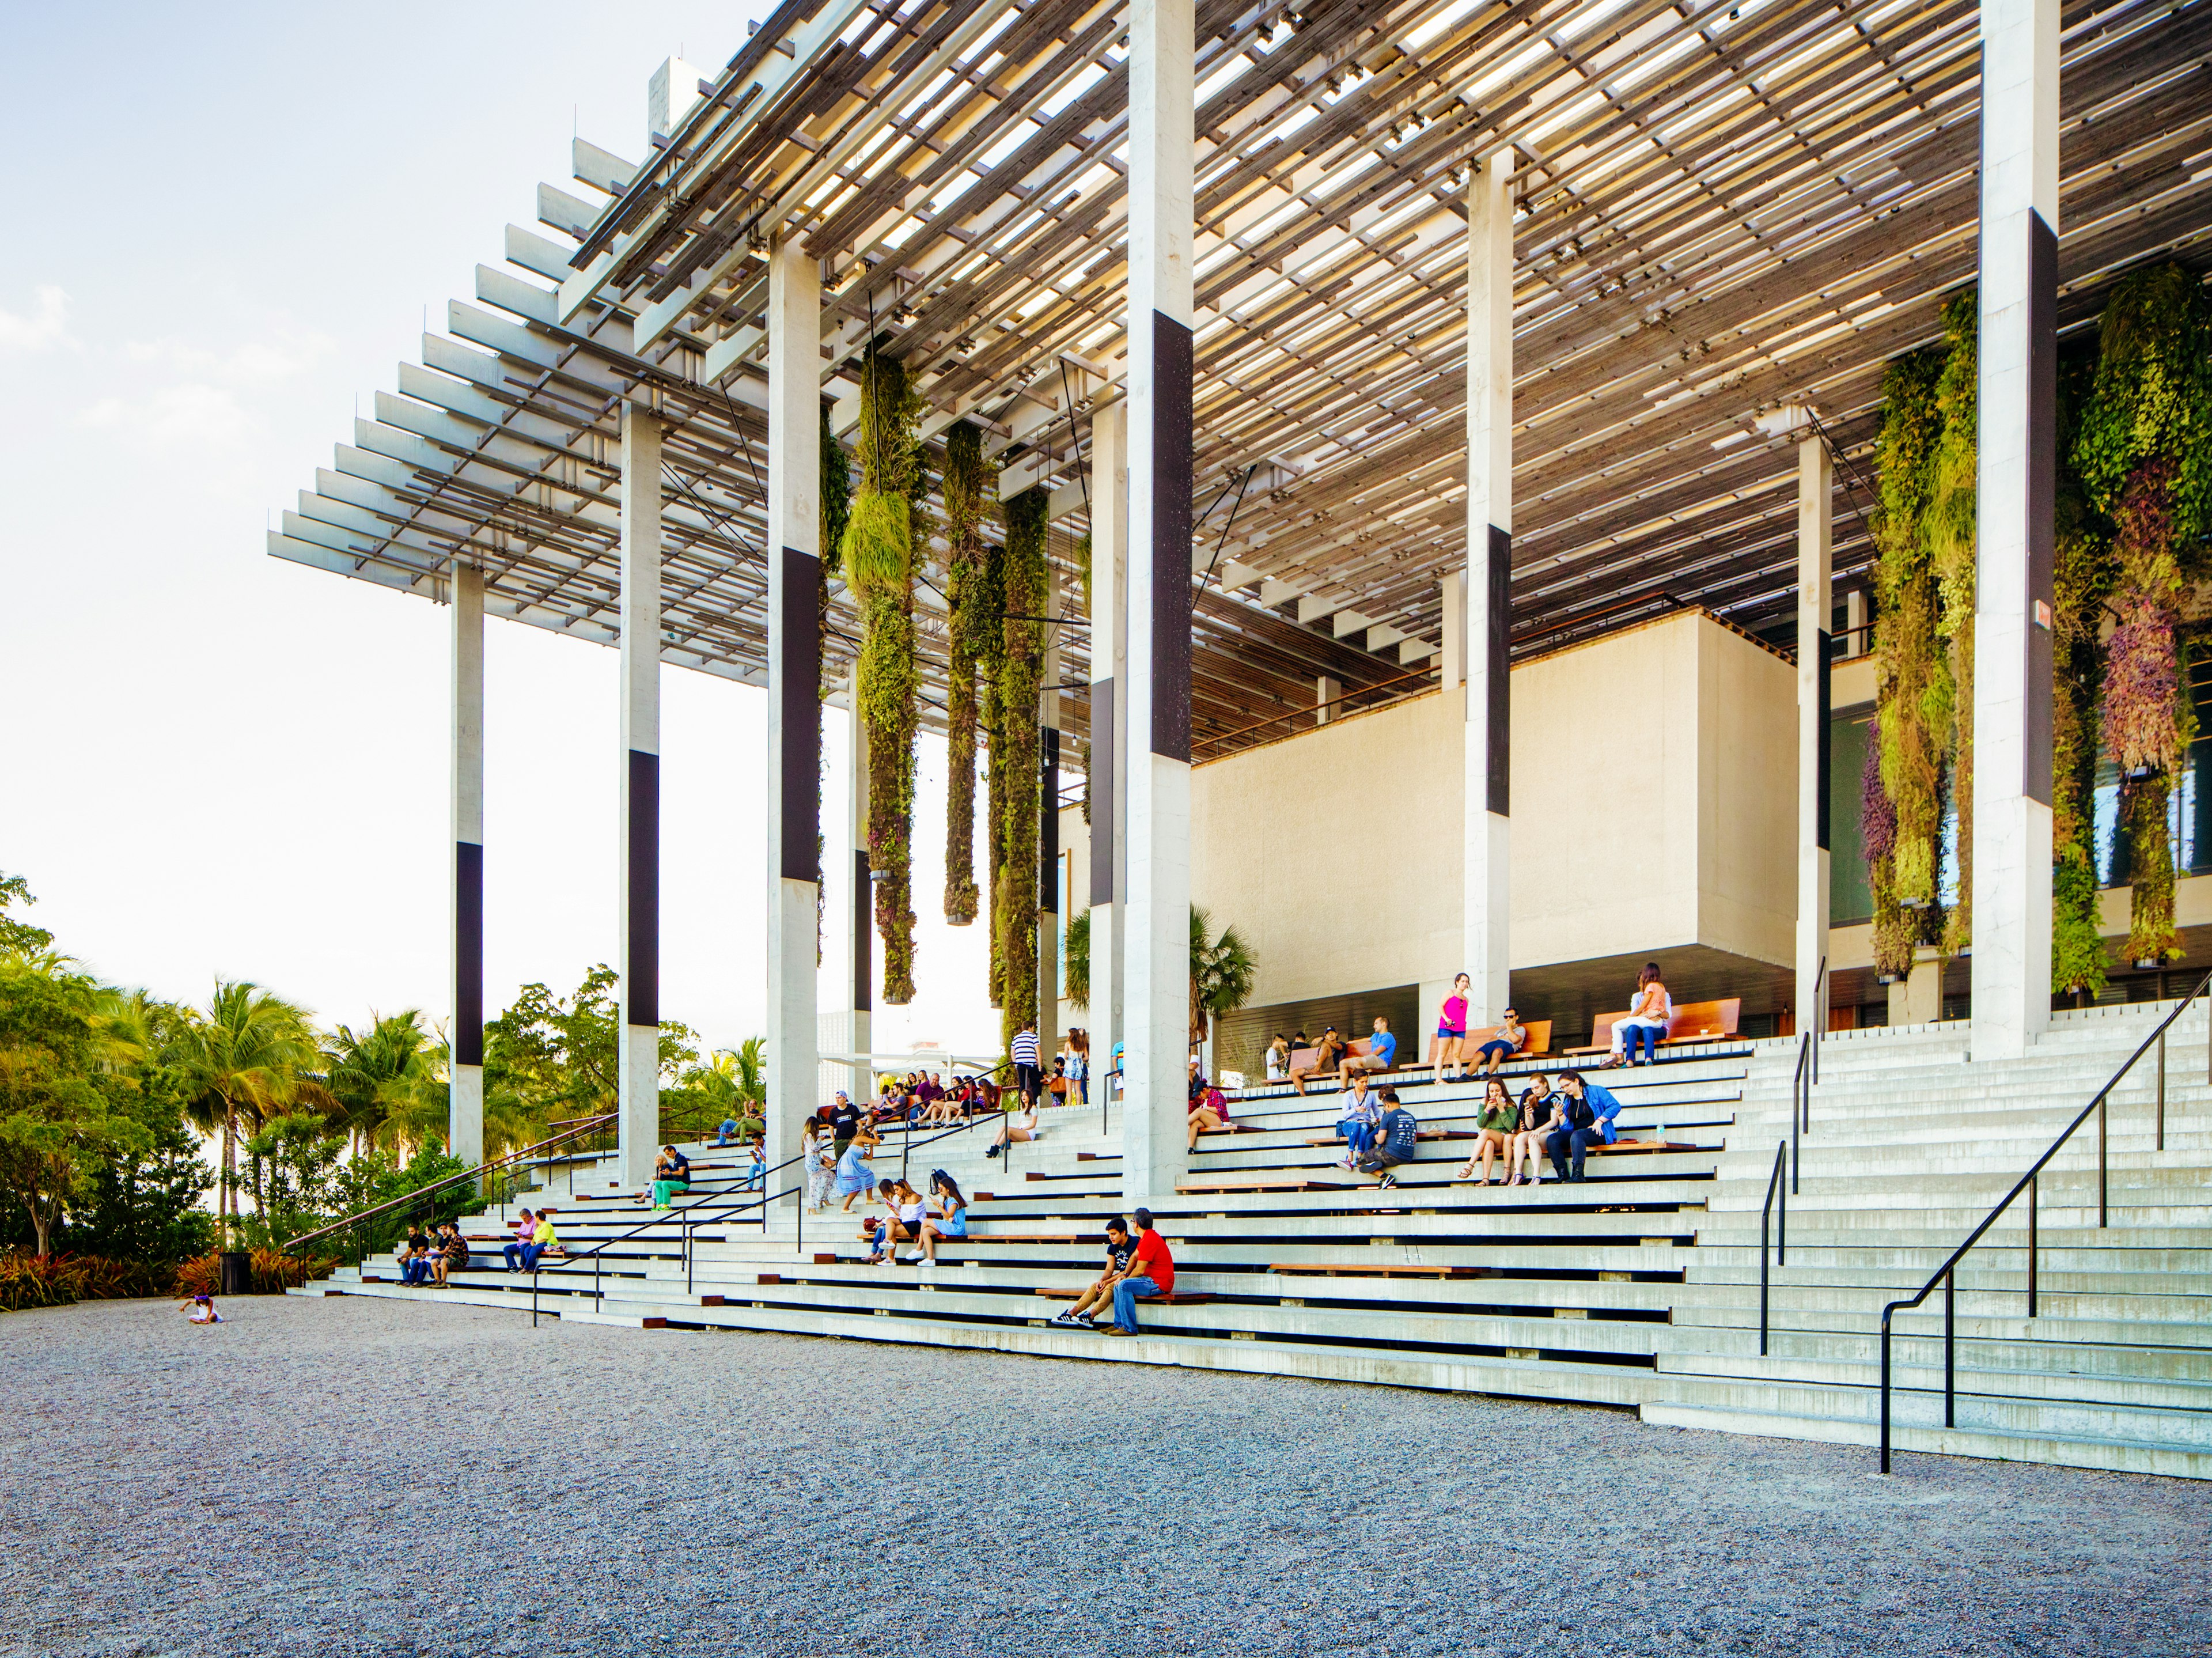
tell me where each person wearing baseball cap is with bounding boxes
[830,1090,862,1161]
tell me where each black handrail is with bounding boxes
[1875,972,2212,1472]
[286,1112,616,1258]
[1759,1139,1787,1356]
[1789,956,1827,1196]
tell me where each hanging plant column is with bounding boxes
[840,349,923,1004]
[996,487,1049,1047]
[1865,349,1950,982]
[2077,263,2212,970]
[1927,293,1978,955]
[942,422,994,926]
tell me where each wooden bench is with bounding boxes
[1268,1262,1490,1280]
[1567,998,1741,1056]
[1427,1021,1552,1065]
[1176,1174,1352,1194]
[1030,1288,1219,1305]
[1302,1128,1478,1146]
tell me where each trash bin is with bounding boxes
[219,1250,251,1296]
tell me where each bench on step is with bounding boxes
[1268,1262,1490,1280]
[1565,998,1741,1056]
[1427,1020,1552,1065]
[1030,1288,1219,1306]
[1195,1122,1266,1137]
[1176,1174,1352,1194]
[1301,1129,1477,1146]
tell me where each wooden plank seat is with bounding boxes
[1565,998,1742,1055]
[1176,1174,1353,1194]
[1195,1121,1266,1136]
[940,1232,1101,1244]
[1426,1021,1552,1065]
[1029,1288,1219,1305]
[1301,1129,1478,1145]
[1267,1262,1489,1280]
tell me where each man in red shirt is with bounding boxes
[1103,1207,1174,1335]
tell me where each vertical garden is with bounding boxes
[1860,263,2212,998]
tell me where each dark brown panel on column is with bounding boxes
[1816,631,1832,852]
[1040,726,1060,913]
[2023,209,2056,808]
[1152,314,1194,762]
[627,749,659,1028]
[1486,525,1511,818]
[454,840,483,1066]
[852,849,872,1013]
[779,546,822,880]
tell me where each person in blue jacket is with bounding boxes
[1544,1070,1624,1182]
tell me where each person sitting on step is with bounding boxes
[1339,1015,1399,1084]
[398,1227,437,1286]
[1332,1070,1382,1171]
[1101,1209,1175,1336]
[713,1116,741,1148]
[1050,1215,1138,1328]
[1289,1026,1345,1096]
[1612,963,1673,1067]
[1186,1080,1232,1151]
[503,1209,559,1271]
[1264,1032,1291,1085]
[649,1145,691,1210]
[1459,1077,1519,1184]
[910,1171,968,1267]
[1506,1074,1562,1187]
[1544,1071,1624,1183]
[1473,1008,1528,1076]
[863,1179,926,1263]
[741,1137,766,1191]
[1357,1088,1419,1190]
[429,1221,470,1288]
[985,1101,1041,1158]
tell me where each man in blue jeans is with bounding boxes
[1102,1207,1175,1336]
[1545,1072,1624,1182]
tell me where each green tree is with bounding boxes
[482,965,698,1126]
[0,872,54,956]
[0,956,150,1255]
[672,1038,766,1138]
[71,1112,214,1262]
[1189,906,1257,1049]
[168,981,323,1247]
[1063,910,1090,1012]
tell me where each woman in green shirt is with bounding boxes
[1459,1077,1520,1184]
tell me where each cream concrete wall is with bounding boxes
[1187,610,1800,1011]
[1191,686,1466,1009]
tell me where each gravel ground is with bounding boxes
[2,1296,2206,1658]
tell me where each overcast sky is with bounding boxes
[0,3,999,1063]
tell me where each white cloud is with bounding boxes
[121,324,334,385]
[75,383,259,453]
[0,285,71,351]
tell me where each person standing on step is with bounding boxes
[1505,1074,1562,1187]
[1433,973,1472,1081]
[1357,1088,1419,1191]
[1339,1016,1399,1085]
[1010,1021,1043,1109]
[1459,1077,1518,1184]
[1101,1209,1175,1337]
[802,1121,836,1211]
[835,1127,880,1213]
[1333,1070,1383,1171]
[1545,1072,1624,1183]
[1051,1216,1138,1327]
[830,1091,862,1164]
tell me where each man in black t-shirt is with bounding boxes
[1357,1088,1420,1191]
[1049,1217,1135,1328]
[830,1092,862,1159]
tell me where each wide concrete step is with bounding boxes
[1641,1399,2212,1478]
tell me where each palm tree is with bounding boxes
[168,982,321,1246]
[677,1039,768,1135]
[1190,906,1257,1048]
[1063,911,1090,1012]
[323,1011,437,1156]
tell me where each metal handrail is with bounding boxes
[1875,971,2212,1472]
[1759,1139,1787,1357]
[284,1112,617,1256]
[1789,955,1827,1195]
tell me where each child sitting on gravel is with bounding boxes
[180,1293,222,1325]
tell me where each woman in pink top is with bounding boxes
[1434,972,1472,1081]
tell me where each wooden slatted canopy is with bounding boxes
[270,0,2212,762]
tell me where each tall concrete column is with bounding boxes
[1037,563,1062,1064]
[1088,400,1128,1097]
[448,562,485,1169]
[1796,433,1833,1034]
[1122,0,1195,1204]
[617,400,663,1187]
[766,236,823,1193]
[846,663,872,1103]
[1464,150,1514,1025]
[1971,0,2059,1058]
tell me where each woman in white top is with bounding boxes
[1609,962,1673,1068]
[801,1121,836,1210]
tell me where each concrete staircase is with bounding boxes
[295,1006,2211,1478]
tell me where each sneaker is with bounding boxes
[1049,1310,1084,1327]
[1377,1174,1399,1191]
[900,1253,925,1265]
